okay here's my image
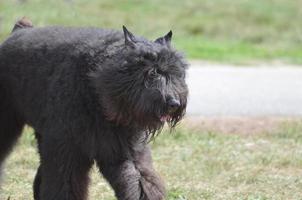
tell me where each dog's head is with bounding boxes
[91,26,188,136]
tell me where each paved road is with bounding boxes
[186,62,302,117]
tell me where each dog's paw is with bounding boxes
[140,173,166,200]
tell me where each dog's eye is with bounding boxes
[144,52,157,61]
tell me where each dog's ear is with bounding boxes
[122,26,136,47]
[155,30,172,46]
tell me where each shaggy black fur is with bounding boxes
[0,19,188,200]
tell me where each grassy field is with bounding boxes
[1,120,302,200]
[0,0,302,63]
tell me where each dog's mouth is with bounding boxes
[158,108,182,123]
[159,114,171,122]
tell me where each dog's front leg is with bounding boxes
[133,145,166,200]
[97,145,165,200]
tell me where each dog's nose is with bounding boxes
[167,98,180,113]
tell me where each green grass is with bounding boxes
[0,0,302,63]
[1,121,302,199]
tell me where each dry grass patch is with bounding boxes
[1,119,302,199]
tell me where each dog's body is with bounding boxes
[0,19,188,200]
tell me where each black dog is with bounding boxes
[0,18,188,200]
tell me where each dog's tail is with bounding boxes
[11,16,33,33]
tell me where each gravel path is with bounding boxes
[186,61,302,117]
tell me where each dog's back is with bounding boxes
[0,19,117,182]
[0,24,124,127]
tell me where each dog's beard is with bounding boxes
[103,102,185,140]
[132,105,186,140]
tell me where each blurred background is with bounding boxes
[1,0,302,200]
[0,0,302,63]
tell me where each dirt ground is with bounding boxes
[183,116,301,135]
